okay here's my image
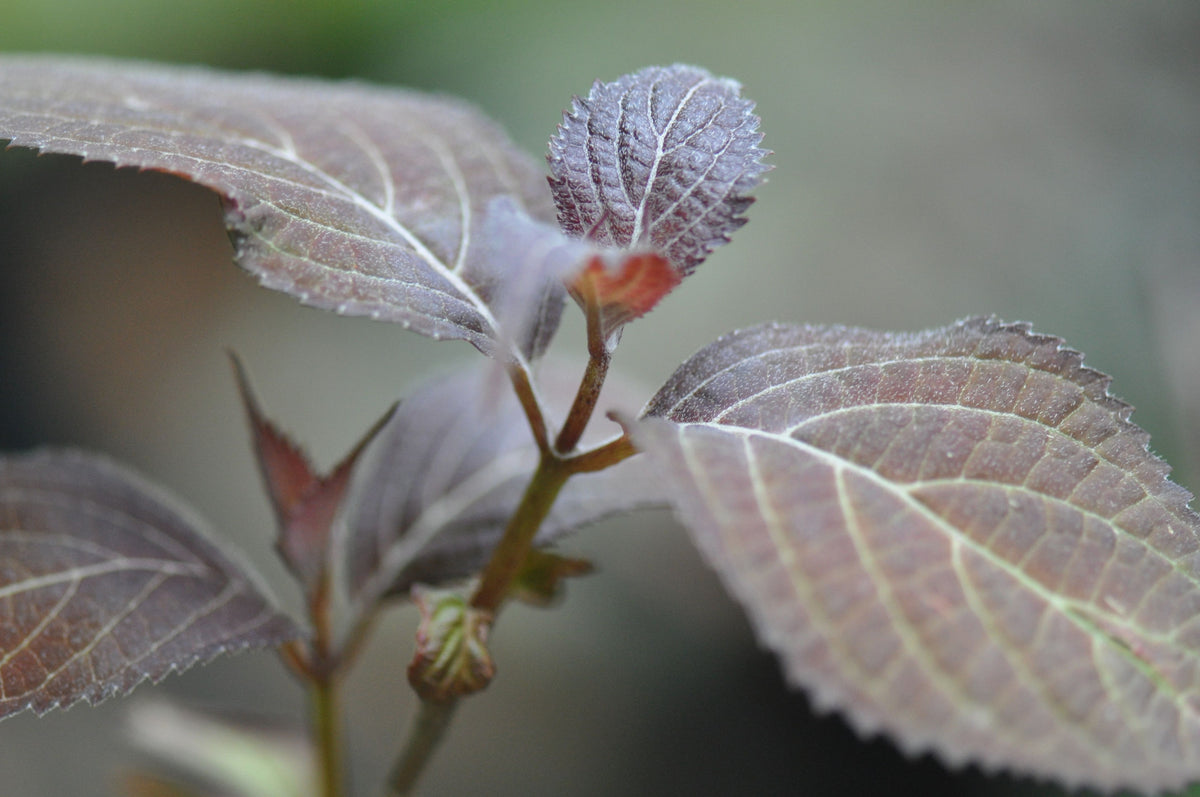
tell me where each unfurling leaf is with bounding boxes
[0,55,558,361]
[0,450,299,719]
[632,317,1200,792]
[341,362,664,614]
[568,251,680,342]
[232,354,394,592]
[548,64,768,277]
[407,586,494,703]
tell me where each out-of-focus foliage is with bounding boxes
[1,2,1197,796]
[0,0,406,75]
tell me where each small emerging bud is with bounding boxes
[407,587,495,703]
[510,549,594,608]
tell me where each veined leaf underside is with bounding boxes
[0,450,299,719]
[636,317,1200,790]
[0,54,559,360]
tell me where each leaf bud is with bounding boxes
[407,587,496,703]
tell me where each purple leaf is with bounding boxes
[342,362,662,612]
[548,64,769,276]
[632,317,1200,791]
[0,55,559,360]
[0,450,299,719]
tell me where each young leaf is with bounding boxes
[231,354,394,593]
[341,363,663,614]
[548,64,769,276]
[0,55,558,361]
[568,251,681,343]
[631,317,1200,792]
[0,449,299,719]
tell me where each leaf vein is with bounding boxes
[630,75,707,245]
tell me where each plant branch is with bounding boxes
[385,309,626,792]
[470,453,572,613]
[553,299,611,454]
[564,433,637,473]
[507,360,551,454]
[328,608,380,678]
[305,572,345,797]
[385,699,459,797]
[312,673,344,797]
[278,638,312,679]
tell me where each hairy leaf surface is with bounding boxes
[0,55,561,359]
[634,317,1200,791]
[0,450,299,719]
[343,363,662,612]
[548,64,768,276]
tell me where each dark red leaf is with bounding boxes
[230,354,317,523]
[569,251,680,340]
[231,354,393,591]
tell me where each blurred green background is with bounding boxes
[1,1,1198,795]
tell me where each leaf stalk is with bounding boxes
[553,294,611,454]
[507,361,551,454]
[564,433,637,473]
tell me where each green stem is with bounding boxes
[312,673,344,797]
[470,453,571,613]
[385,699,459,797]
[384,299,630,792]
[304,572,345,797]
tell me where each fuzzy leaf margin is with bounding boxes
[630,317,1200,792]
